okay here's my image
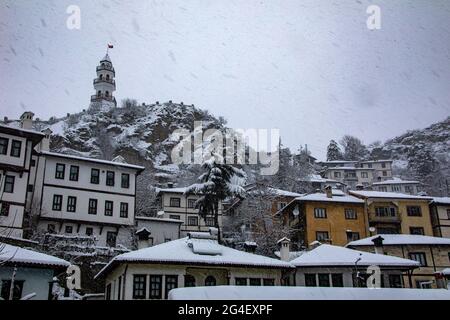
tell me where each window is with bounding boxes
[118,277,122,300]
[334,172,341,178]
[249,278,261,286]
[345,208,357,219]
[205,217,215,227]
[0,202,10,216]
[149,275,162,299]
[165,275,178,299]
[121,173,130,188]
[86,227,93,236]
[187,216,199,226]
[0,138,8,155]
[105,284,112,300]
[331,274,344,287]
[405,185,413,194]
[1,280,24,300]
[368,163,372,168]
[416,281,432,289]
[392,185,401,192]
[27,184,33,192]
[67,196,77,212]
[169,215,180,220]
[88,199,97,215]
[361,172,368,178]
[52,195,63,211]
[119,202,129,218]
[4,175,15,193]
[375,207,396,217]
[381,163,386,168]
[10,140,21,157]
[318,274,330,287]
[91,169,100,184]
[105,200,113,216]
[69,165,79,181]
[106,171,115,186]
[205,276,217,287]
[55,163,65,179]
[187,199,196,209]
[31,159,36,167]
[347,232,360,242]
[382,171,387,176]
[133,275,147,299]
[409,252,427,266]
[170,197,181,207]
[305,274,317,287]
[407,206,422,217]
[263,279,275,286]
[235,278,247,286]
[316,231,329,242]
[389,275,403,288]
[65,226,73,234]
[379,186,387,192]
[184,275,196,287]
[314,208,327,219]
[277,202,287,211]
[447,209,450,220]
[410,227,425,235]
[47,224,56,234]
[106,231,116,247]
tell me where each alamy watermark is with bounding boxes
[170,121,280,175]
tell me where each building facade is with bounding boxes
[135,216,183,249]
[156,187,223,237]
[430,197,450,238]
[349,191,434,236]
[372,177,422,195]
[347,235,450,289]
[0,118,44,238]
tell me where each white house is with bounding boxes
[0,242,70,300]
[372,177,422,195]
[31,149,144,248]
[0,119,45,238]
[290,243,419,288]
[156,186,223,237]
[135,216,183,249]
[95,230,293,300]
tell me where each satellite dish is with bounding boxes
[369,227,376,233]
[293,206,300,216]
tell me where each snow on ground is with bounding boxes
[168,286,450,300]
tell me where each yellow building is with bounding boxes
[347,234,450,289]
[280,188,367,248]
[349,191,433,236]
[430,197,450,238]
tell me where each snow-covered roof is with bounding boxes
[432,197,450,205]
[0,243,70,268]
[168,286,450,300]
[295,193,364,204]
[347,235,450,246]
[40,151,145,171]
[136,216,183,224]
[0,124,45,145]
[372,177,420,185]
[290,244,419,268]
[349,190,432,200]
[268,188,303,198]
[307,174,340,184]
[320,160,358,164]
[440,268,450,276]
[96,237,293,278]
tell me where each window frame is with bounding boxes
[187,216,199,226]
[90,168,100,184]
[52,195,63,211]
[409,252,427,266]
[235,278,247,286]
[132,275,147,300]
[88,199,97,215]
[106,171,115,186]
[105,200,113,216]
[169,197,181,207]
[4,175,15,193]
[69,165,79,181]
[149,275,162,299]
[0,137,8,155]
[344,208,357,220]
[165,275,178,299]
[314,208,327,219]
[187,199,196,209]
[10,140,22,158]
[407,206,422,217]
[409,227,425,235]
[0,202,10,216]
[120,202,129,218]
[67,196,77,212]
[316,231,329,242]
[121,173,130,188]
[304,274,317,287]
[55,163,65,179]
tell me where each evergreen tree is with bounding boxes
[185,153,245,243]
[340,135,368,161]
[326,140,343,161]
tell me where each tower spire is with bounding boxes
[90,48,116,107]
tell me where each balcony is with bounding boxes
[91,94,116,104]
[96,64,115,74]
[93,78,116,88]
[368,211,402,224]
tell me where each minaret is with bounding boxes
[91,50,116,106]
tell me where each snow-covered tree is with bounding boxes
[326,140,343,161]
[185,153,246,243]
[340,135,368,161]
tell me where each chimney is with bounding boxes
[277,237,291,262]
[325,185,332,198]
[372,235,384,255]
[40,128,52,151]
[3,116,8,123]
[20,111,35,129]
[167,182,174,189]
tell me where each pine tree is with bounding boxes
[326,140,343,161]
[185,153,246,243]
[340,135,368,161]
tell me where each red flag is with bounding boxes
[108,44,114,49]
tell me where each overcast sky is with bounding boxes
[1,0,449,160]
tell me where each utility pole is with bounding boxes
[9,265,17,300]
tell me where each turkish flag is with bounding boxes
[108,44,114,48]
